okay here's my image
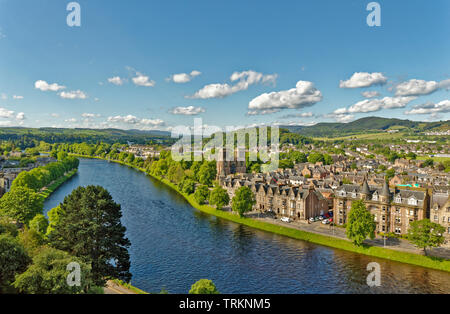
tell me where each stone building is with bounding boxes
[430,191,450,244]
[253,184,329,221]
[216,148,246,177]
[334,181,429,235]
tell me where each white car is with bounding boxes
[281,217,292,223]
[322,219,330,224]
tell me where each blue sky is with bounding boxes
[0,0,449,131]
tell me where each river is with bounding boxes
[44,159,450,294]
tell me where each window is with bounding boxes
[409,210,414,216]
[395,227,401,234]
[372,194,378,201]
[395,196,402,203]
[434,215,438,221]
[408,198,417,206]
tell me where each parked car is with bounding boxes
[281,217,292,223]
[322,219,330,224]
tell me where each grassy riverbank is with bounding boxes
[71,154,450,273]
[39,168,78,199]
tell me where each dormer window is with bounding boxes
[352,192,357,198]
[395,196,402,203]
[408,197,417,206]
[372,194,378,201]
[339,191,346,197]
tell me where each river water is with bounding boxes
[44,159,450,294]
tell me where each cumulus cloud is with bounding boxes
[169,106,205,115]
[108,76,125,86]
[13,95,24,100]
[82,113,101,118]
[35,80,66,92]
[132,72,155,87]
[65,118,77,123]
[247,80,322,115]
[107,115,165,128]
[16,112,25,120]
[59,90,87,99]
[339,72,387,88]
[361,91,380,98]
[341,96,417,113]
[167,70,201,83]
[189,70,277,99]
[0,107,15,118]
[279,112,315,119]
[405,100,450,115]
[395,78,450,96]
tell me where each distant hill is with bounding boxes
[0,127,172,144]
[282,117,450,138]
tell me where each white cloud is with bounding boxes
[59,90,87,99]
[132,72,155,87]
[16,112,25,120]
[170,106,205,115]
[108,76,125,86]
[65,118,77,123]
[339,72,387,88]
[1,93,6,100]
[189,70,277,99]
[247,80,322,115]
[343,96,417,113]
[51,113,60,118]
[0,107,15,118]
[405,100,450,115]
[361,91,380,98]
[140,118,165,126]
[325,110,355,123]
[395,79,439,96]
[82,113,101,118]
[108,115,140,124]
[167,70,202,83]
[35,80,66,92]
[107,115,165,127]
[279,112,315,119]
[13,95,24,100]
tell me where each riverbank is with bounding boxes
[39,168,78,199]
[69,154,450,273]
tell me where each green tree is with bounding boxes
[386,168,396,180]
[289,151,307,163]
[194,185,210,205]
[29,214,49,235]
[189,279,219,294]
[57,151,68,161]
[232,186,255,217]
[209,186,230,210]
[48,186,131,286]
[308,152,324,164]
[180,178,196,195]
[0,235,31,293]
[346,200,376,246]
[14,247,93,294]
[0,186,43,225]
[198,162,217,186]
[408,219,445,255]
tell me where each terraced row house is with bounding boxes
[334,181,429,235]
[221,178,329,221]
[431,191,450,242]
